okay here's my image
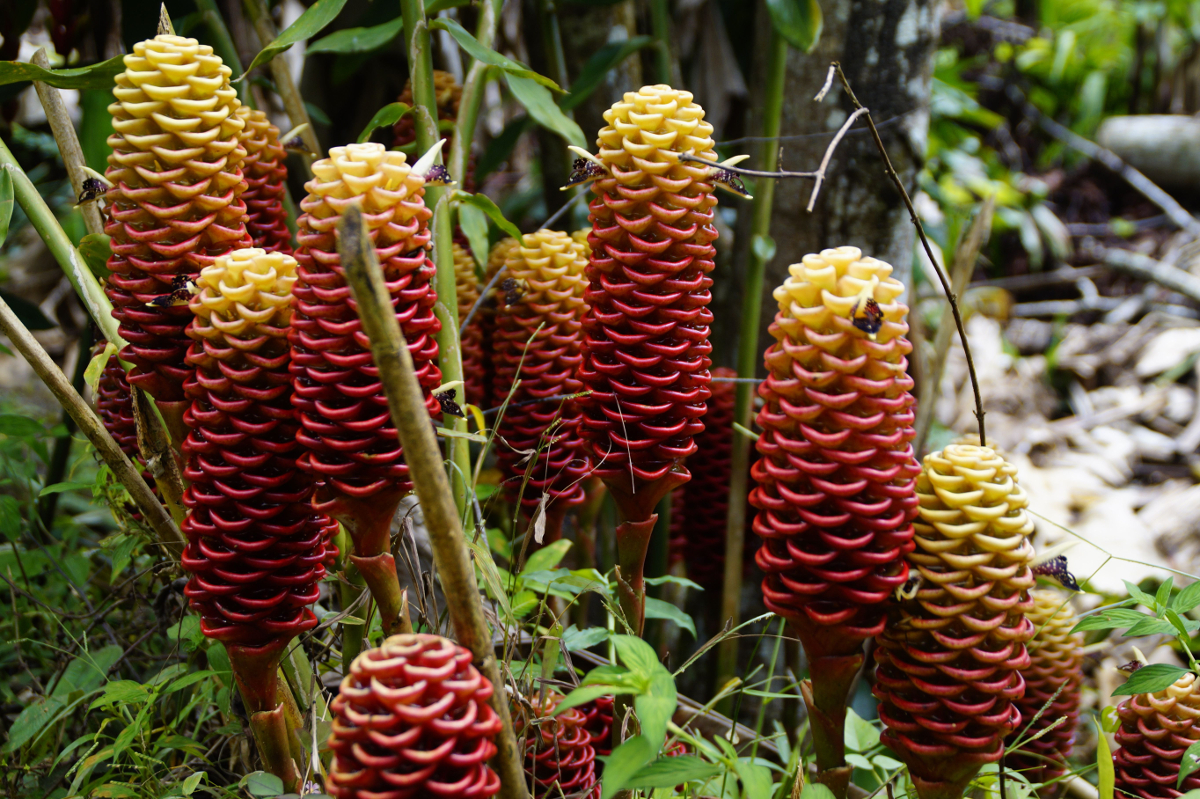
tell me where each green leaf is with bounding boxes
[582,664,637,687]
[430,19,562,91]
[553,684,619,715]
[425,0,472,11]
[644,597,696,638]
[612,634,663,678]
[1096,717,1114,799]
[79,233,112,281]
[800,786,838,799]
[84,340,117,396]
[627,755,720,789]
[1125,617,1180,637]
[562,625,608,652]
[764,0,823,52]
[505,74,586,149]
[0,288,55,330]
[0,168,12,247]
[844,708,881,752]
[522,539,572,574]
[241,771,286,797]
[357,102,412,144]
[511,590,538,618]
[240,0,350,78]
[634,672,677,746]
[1112,664,1191,696]
[1070,607,1149,633]
[90,680,149,710]
[1159,577,1177,608]
[455,191,523,241]
[0,55,125,91]
[107,533,139,583]
[601,735,656,799]
[457,203,489,272]
[562,36,653,111]
[55,644,123,696]
[180,771,205,795]
[1175,582,1200,614]
[167,615,205,652]
[305,102,332,127]
[734,758,774,799]
[1179,741,1200,788]
[38,481,92,497]
[307,16,404,55]
[1125,579,1158,609]
[643,574,703,590]
[3,695,68,752]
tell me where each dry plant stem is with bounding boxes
[30,49,103,236]
[242,0,318,169]
[338,205,529,799]
[717,26,787,716]
[0,295,184,554]
[832,62,986,444]
[1083,241,1200,304]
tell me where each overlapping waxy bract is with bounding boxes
[1114,672,1200,798]
[463,238,517,410]
[104,34,251,404]
[669,366,737,589]
[750,247,919,649]
[95,342,140,459]
[577,85,717,486]
[180,248,328,649]
[453,242,484,408]
[326,634,502,799]
[580,695,614,757]
[493,230,590,523]
[236,106,291,255]
[289,143,442,500]
[874,444,1035,798]
[1006,588,1083,785]
[517,692,600,798]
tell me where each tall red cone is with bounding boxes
[1114,671,1200,798]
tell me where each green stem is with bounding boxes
[716,26,786,715]
[447,0,498,188]
[339,565,368,668]
[648,0,677,85]
[37,327,93,529]
[195,0,254,107]
[243,0,320,169]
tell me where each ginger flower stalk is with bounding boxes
[874,444,1035,799]
[1114,671,1200,798]
[326,633,502,799]
[574,85,747,633]
[492,230,590,544]
[104,33,251,439]
[236,106,292,255]
[463,237,517,410]
[288,142,442,636]
[750,246,919,796]
[180,247,330,790]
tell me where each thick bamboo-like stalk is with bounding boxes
[242,0,319,170]
[338,205,529,799]
[716,26,787,713]
[0,296,183,553]
[30,49,103,236]
[648,0,678,85]
[447,0,497,191]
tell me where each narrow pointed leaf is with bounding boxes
[240,0,351,78]
[0,55,125,91]
[430,18,562,91]
[505,74,586,148]
[563,37,653,111]
[358,102,412,143]
[307,16,405,54]
[764,0,823,52]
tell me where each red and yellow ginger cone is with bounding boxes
[576,85,721,633]
[325,633,502,798]
[749,246,919,794]
[874,443,1036,799]
[1114,671,1200,798]
[288,142,441,636]
[580,694,614,758]
[452,242,484,409]
[180,247,331,790]
[493,230,590,544]
[463,237,517,411]
[1006,588,1084,786]
[104,34,251,439]
[236,106,292,255]
[94,341,161,513]
[516,692,600,798]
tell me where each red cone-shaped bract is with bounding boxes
[580,694,614,757]
[237,106,292,255]
[517,693,600,799]
[1113,671,1200,799]
[94,342,140,460]
[462,238,516,410]
[325,634,502,799]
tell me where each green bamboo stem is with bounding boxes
[648,0,677,85]
[195,0,254,107]
[339,205,529,799]
[400,0,471,516]
[242,0,319,170]
[715,26,787,715]
[447,0,497,188]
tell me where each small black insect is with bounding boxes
[563,158,606,189]
[711,168,751,199]
[1032,554,1081,592]
[851,297,884,339]
[146,274,199,308]
[77,177,106,205]
[895,573,922,601]
[1118,660,1144,674]
[422,164,455,187]
[501,278,526,306]
[434,388,465,418]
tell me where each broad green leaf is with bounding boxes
[505,74,586,149]
[457,203,489,272]
[1125,617,1179,637]
[582,664,636,686]
[167,615,205,652]
[90,680,149,710]
[307,16,404,55]
[1180,741,1200,788]
[643,574,703,590]
[3,695,68,752]
[1158,577,1176,608]
[0,495,20,541]
[612,634,663,678]
[1112,664,1191,696]
[430,19,561,91]
[1175,581,1200,614]
[357,102,412,143]
[107,533,138,584]
[1070,607,1149,633]
[562,625,608,652]
[844,708,881,752]
[455,191,523,241]
[635,672,677,746]
[644,597,696,637]
[511,589,538,618]
[1165,610,1200,637]
[1096,718,1114,799]
[55,644,122,696]
[1124,579,1158,609]
[801,786,838,799]
[84,340,117,396]
[0,288,55,330]
[522,538,572,574]
[553,684,619,715]
[0,169,12,247]
[241,771,285,797]
[562,36,653,111]
[627,755,720,789]
[180,771,205,795]
[240,0,351,78]
[0,55,125,91]
[845,753,874,770]
[79,232,112,281]
[38,481,92,497]
[735,757,774,799]
[601,735,656,799]
[167,670,217,694]
[764,0,823,52]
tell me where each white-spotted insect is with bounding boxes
[146,274,200,308]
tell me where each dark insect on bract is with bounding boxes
[1032,554,1081,592]
[851,296,884,339]
[563,157,605,189]
[76,177,106,206]
[434,388,465,418]
[1118,660,1144,673]
[711,168,751,199]
[146,274,199,308]
[422,164,455,187]
[501,278,526,306]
